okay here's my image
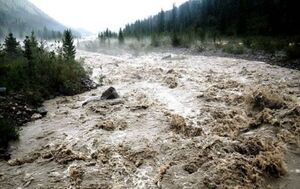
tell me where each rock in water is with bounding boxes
[31,113,42,121]
[101,87,119,100]
[162,55,172,60]
[36,107,48,116]
[0,87,6,96]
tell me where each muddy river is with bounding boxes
[0,49,299,188]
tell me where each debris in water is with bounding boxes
[164,76,178,89]
[95,120,115,131]
[8,152,40,166]
[68,165,84,188]
[42,144,86,164]
[154,161,176,187]
[168,114,187,133]
[246,86,286,111]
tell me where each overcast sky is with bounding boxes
[29,0,187,33]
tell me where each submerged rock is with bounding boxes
[101,87,119,100]
[36,107,48,117]
[162,55,172,60]
[183,163,198,174]
[30,107,47,120]
[31,113,42,121]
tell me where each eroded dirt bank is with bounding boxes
[0,50,299,188]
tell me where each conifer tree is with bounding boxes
[171,4,177,33]
[30,31,38,49]
[24,36,32,61]
[158,9,165,34]
[118,28,124,44]
[62,29,76,61]
[24,36,34,78]
[4,33,19,56]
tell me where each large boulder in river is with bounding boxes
[101,87,119,100]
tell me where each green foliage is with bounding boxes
[171,33,181,47]
[158,9,165,34]
[197,28,206,43]
[98,28,117,45]
[4,33,20,56]
[221,42,245,55]
[122,0,299,49]
[0,32,89,105]
[151,34,160,47]
[24,36,32,60]
[194,43,205,52]
[286,44,300,60]
[243,37,288,54]
[0,118,19,149]
[62,29,76,61]
[118,28,124,45]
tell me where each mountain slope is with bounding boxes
[0,0,66,38]
[123,0,299,37]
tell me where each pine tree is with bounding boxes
[4,33,19,56]
[158,9,165,34]
[171,4,177,33]
[62,29,76,61]
[30,31,38,48]
[118,28,124,44]
[24,32,38,60]
[24,36,32,60]
[24,36,34,78]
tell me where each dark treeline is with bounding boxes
[35,27,63,40]
[123,0,299,39]
[97,28,118,43]
[0,26,63,41]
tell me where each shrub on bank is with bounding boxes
[221,42,245,55]
[0,118,19,149]
[242,37,288,54]
[0,31,88,105]
[151,34,160,47]
[286,44,300,60]
[0,31,90,150]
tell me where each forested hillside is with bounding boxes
[0,0,65,39]
[123,0,299,38]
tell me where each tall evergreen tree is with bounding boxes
[62,29,76,61]
[118,28,124,44]
[4,33,19,56]
[171,4,178,33]
[24,36,32,61]
[24,36,34,78]
[158,9,165,34]
[30,31,38,49]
